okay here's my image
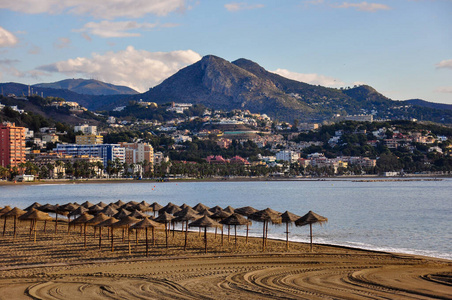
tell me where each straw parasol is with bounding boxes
[211,210,231,244]
[134,204,152,212]
[193,203,210,213]
[173,210,200,251]
[88,204,104,214]
[189,216,222,253]
[220,213,251,247]
[96,201,108,208]
[281,211,301,251]
[235,206,258,216]
[95,217,119,251]
[100,205,118,217]
[111,216,139,254]
[154,212,175,249]
[18,209,52,243]
[68,206,89,233]
[208,205,223,214]
[158,202,181,215]
[80,201,95,209]
[113,208,131,219]
[179,203,192,210]
[130,217,164,256]
[24,202,41,211]
[148,202,162,217]
[248,208,282,251]
[114,199,126,208]
[223,206,235,214]
[2,207,26,238]
[0,206,13,236]
[86,212,110,239]
[71,212,94,247]
[106,202,120,210]
[130,210,148,219]
[295,210,328,252]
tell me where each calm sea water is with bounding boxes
[1,179,451,260]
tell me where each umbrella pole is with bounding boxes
[262,221,266,251]
[13,216,17,239]
[111,227,114,252]
[152,227,155,246]
[122,228,125,243]
[265,221,269,248]
[204,227,207,254]
[246,224,249,244]
[128,227,131,255]
[29,220,33,240]
[145,227,149,257]
[228,225,230,242]
[215,227,217,239]
[44,220,47,234]
[172,221,175,238]
[221,225,224,246]
[165,223,168,249]
[184,221,188,251]
[310,223,313,252]
[99,227,102,249]
[286,222,289,251]
[136,228,138,246]
[67,216,71,233]
[84,223,87,248]
[55,213,58,234]
[2,217,6,236]
[34,220,38,243]
[94,226,96,238]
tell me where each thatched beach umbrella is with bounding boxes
[248,208,282,251]
[95,217,119,251]
[174,210,200,251]
[100,206,118,217]
[134,204,152,213]
[235,206,258,217]
[114,199,126,208]
[220,213,251,247]
[81,201,95,209]
[295,210,328,252]
[71,212,94,248]
[0,206,13,236]
[158,202,181,215]
[111,216,139,254]
[149,202,163,217]
[86,212,109,239]
[188,216,222,254]
[68,206,89,233]
[113,208,131,219]
[96,201,108,208]
[223,206,235,214]
[88,204,104,214]
[24,202,41,211]
[208,205,223,214]
[193,203,209,213]
[154,212,175,249]
[130,210,148,219]
[210,210,231,243]
[2,207,26,238]
[18,209,52,243]
[130,217,164,256]
[281,211,301,251]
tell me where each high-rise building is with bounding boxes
[0,122,26,168]
[54,144,125,168]
[119,142,154,172]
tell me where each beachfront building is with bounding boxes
[75,134,104,145]
[54,144,125,168]
[119,142,154,173]
[275,150,299,163]
[0,122,26,168]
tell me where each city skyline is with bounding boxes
[1,0,451,104]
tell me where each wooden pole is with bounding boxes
[84,223,87,248]
[99,227,102,249]
[184,221,189,251]
[204,227,207,254]
[54,213,58,234]
[221,225,224,246]
[2,217,7,236]
[234,225,237,249]
[34,220,37,243]
[227,225,230,242]
[111,227,114,252]
[310,223,313,252]
[152,227,155,246]
[165,223,168,249]
[145,227,149,257]
[13,216,17,239]
[262,221,265,251]
[286,222,289,251]
[246,223,249,244]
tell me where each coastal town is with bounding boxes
[1,96,452,182]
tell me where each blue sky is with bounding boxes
[1,0,451,104]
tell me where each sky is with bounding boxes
[0,0,451,104]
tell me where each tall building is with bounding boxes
[76,134,103,145]
[0,122,26,168]
[74,124,97,135]
[119,142,154,171]
[54,144,125,168]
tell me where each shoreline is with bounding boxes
[1,173,450,186]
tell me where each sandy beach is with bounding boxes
[0,219,450,299]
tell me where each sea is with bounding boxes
[1,178,451,260]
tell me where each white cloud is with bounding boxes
[436,59,452,69]
[225,2,265,12]
[272,68,344,87]
[54,37,71,49]
[74,21,179,38]
[334,2,391,12]
[0,59,46,80]
[0,0,186,19]
[435,87,452,94]
[0,26,18,48]
[36,46,202,92]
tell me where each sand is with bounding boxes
[0,219,450,299]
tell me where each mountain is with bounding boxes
[134,55,429,122]
[405,99,452,111]
[33,79,138,96]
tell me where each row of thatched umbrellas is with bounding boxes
[0,200,327,254]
